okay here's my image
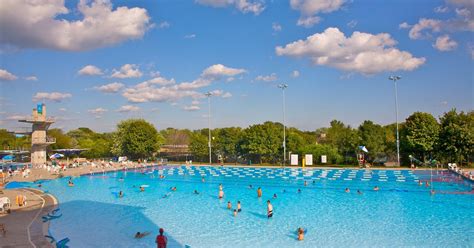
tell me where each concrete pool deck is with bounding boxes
[0,188,56,248]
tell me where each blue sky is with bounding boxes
[0,0,473,132]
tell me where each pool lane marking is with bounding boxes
[26,189,46,248]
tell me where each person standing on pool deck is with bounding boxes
[257,187,262,197]
[267,200,273,218]
[156,228,167,248]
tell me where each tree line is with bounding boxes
[1,109,472,167]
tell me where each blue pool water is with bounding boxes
[14,166,474,247]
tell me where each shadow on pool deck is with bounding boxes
[48,200,185,248]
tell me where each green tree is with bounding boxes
[112,119,162,160]
[0,129,15,149]
[189,131,209,162]
[404,112,439,162]
[67,128,113,158]
[437,110,474,164]
[326,120,358,164]
[214,127,242,162]
[239,122,283,164]
[286,128,306,154]
[48,128,73,150]
[358,120,386,161]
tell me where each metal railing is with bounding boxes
[31,137,56,144]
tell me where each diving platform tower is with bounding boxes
[18,104,56,165]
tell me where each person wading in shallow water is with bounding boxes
[156,228,168,248]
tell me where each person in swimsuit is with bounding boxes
[297,227,305,241]
[119,191,124,198]
[273,193,277,199]
[257,187,262,197]
[140,186,145,192]
[237,201,241,212]
[155,228,167,248]
[193,190,199,194]
[267,200,273,218]
[227,201,232,209]
[345,188,350,193]
[135,231,150,239]
[233,209,238,217]
[373,186,379,191]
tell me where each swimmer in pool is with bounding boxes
[297,227,305,241]
[119,191,124,198]
[219,188,224,199]
[267,200,273,218]
[201,177,205,182]
[219,184,223,191]
[304,181,308,186]
[249,185,253,189]
[119,177,124,181]
[171,187,177,191]
[140,186,145,192]
[68,180,74,187]
[312,180,316,184]
[345,188,350,193]
[273,193,277,199]
[233,209,238,217]
[357,190,363,195]
[297,189,302,193]
[159,175,165,179]
[418,180,423,186]
[135,231,150,239]
[227,201,232,209]
[257,187,262,197]
[193,190,199,194]
[373,186,380,191]
[237,201,241,212]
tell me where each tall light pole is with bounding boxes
[205,92,212,165]
[278,84,288,167]
[389,76,401,166]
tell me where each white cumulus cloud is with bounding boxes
[196,0,265,15]
[111,64,143,78]
[434,6,449,13]
[122,64,244,103]
[201,64,246,80]
[291,70,300,78]
[94,82,125,93]
[88,107,107,117]
[255,73,278,82]
[275,27,426,75]
[272,23,282,32]
[0,0,151,51]
[78,65,103,76]
[118,105,140,112]
[33,92,72,102]
[25,76,38,81]
[0,69,17,81]
[158,21,170,29]
[291,0,346,28]
[183,105,200,111]
[433,35,458,51]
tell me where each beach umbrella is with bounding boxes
[358,146,369,153]
[2,155,14,161]
[50,153,64,159]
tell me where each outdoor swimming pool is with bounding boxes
[12,165,474,247]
